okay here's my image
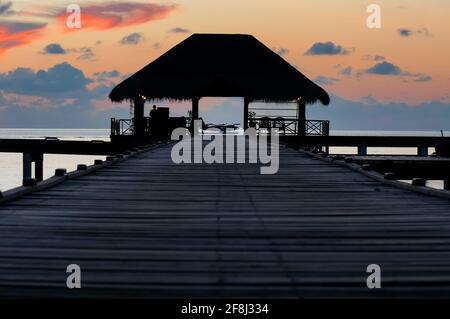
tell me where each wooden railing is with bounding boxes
[249,118,329,136]
[111,118,133,136]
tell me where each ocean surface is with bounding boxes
[0,128,446,191]
[0,129,109,192]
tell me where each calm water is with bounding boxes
[0,129,109,191]
[0,129,445,191]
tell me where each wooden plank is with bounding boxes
[0,143,449,297]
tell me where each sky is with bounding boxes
[0,0,449,130]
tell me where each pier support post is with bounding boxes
[23,152,32,181]
[444,178,450,191]
[417,146,428,156]
[23,152,43,184]
[243,98,250,130]
[34,153,43,182]
[357,145,367,156]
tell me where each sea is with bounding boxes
[0,128,447,191]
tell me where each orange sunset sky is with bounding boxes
[0,0,449,128]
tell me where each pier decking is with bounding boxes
[1,143,450,298]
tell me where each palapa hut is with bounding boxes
[109,33,330,136]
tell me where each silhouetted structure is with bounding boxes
[109,33,329,140]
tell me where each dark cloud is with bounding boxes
[398,27,432,37]
[77,47,96,61]
[0,1,13,16]
[314,76,339,85]
[169,27,190,33]
[366,61,402,75]
[42,43,67,54]
[398,28,413,37]
[0,62,91,96]
[308,95,450,131]
[93,70,121,79]
[119,32,143,45]
[365,61,432,82]
[305,41,349,56]
[0,21,46,33]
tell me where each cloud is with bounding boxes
[398,27,432,37]
[364,54,385,61]
[360,94,379,105]
[169,27,189,33]
[56,2,177,32]
[365,61,432,83]
[366,61,402,75]
[274,47,289,57]
[314,76,339,86]
[0,63,131,127]
[94,70,121,79]
[77,47,96,61]
[308,94,450,131]
[305,41,349,56]
[0,62,91,96]
[339,66,353,77]
[41,43,67,54]
[0,21,47,54]
[119,32,143,45]
[93,70,122,85]
[415,75,432,82]
[0,1,13,16]
[398,28,413,37]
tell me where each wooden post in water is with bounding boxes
[243,98,250,130]
[22,152,43,184]
[417,146,428,156]
[133,96,145,137]
[34,153,43,182]
[23,152,32,181]
[357,145,368,156]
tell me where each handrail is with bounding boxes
[249,118,330,136]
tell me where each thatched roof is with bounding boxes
[109,34,330,105]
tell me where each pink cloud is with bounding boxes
[0,21,47,55]
[56,2,178,31]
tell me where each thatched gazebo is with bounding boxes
[109,33,330,136]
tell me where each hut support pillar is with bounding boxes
[243,98,250,130]
[192,97,199,120]
[297,99,306,138]
[133,96,145,137]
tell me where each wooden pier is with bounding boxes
[1,142,450,298]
